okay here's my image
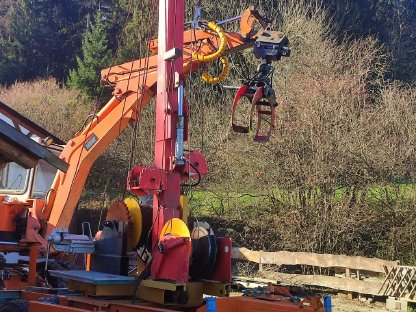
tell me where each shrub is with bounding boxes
[0,78,92,141]
[185,0,416,263]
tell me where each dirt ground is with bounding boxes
[332,296,390,312]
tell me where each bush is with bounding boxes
[0,79,92,141]
[185,1,416,264]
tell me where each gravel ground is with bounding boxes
[332,296,390,312]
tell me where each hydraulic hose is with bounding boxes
[192,21,228,62]
[201,56,230,84]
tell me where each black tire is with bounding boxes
[0,300,28,312]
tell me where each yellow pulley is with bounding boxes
[192,21,228,62]
[159,218,191,239]
[124,197,142,251]
[160,218,192,257]
[201,56,229,84]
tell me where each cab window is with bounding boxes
[32,160,57,199]
[0,162,30,193]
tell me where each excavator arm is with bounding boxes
[44,93,154,232]
[43,7,285,234]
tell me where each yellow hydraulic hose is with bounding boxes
[193,21,229,83]
[201,56,230,84]
[192,21,228,62]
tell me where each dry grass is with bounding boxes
[0,78,92,141]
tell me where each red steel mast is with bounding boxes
[150,0,188,281]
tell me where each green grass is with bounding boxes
[186,183,416,217]
[77,182,416,220]
[188,190,269,216]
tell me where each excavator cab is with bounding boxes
[0,154,62,245]
[0,102,67,246]
[0,153,62,201]
[0,102,67,199]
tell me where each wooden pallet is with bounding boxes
[380,266,416,301]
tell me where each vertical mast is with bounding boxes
[152,0,185,247]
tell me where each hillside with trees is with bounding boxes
[0,0,416,264]
[1,0,415,85]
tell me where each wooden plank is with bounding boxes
[232,247,398,273]
[345,268,353,299]
[235,274,384,296]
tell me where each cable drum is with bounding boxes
[137,195,154,251]
[188,220,217,280]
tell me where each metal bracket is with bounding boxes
[164,48,183,61]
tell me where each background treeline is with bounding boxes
[1,0,415,85]
[1,0,416,264]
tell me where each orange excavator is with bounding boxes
[0,2,328,312]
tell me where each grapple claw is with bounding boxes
[229,20,290,142]
[231,85,250,133]
[231,82,277,142]
[249,84,277,142]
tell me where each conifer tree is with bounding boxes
[69,10,112,98]
[115,0,154,63]
[0,0,93,84]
